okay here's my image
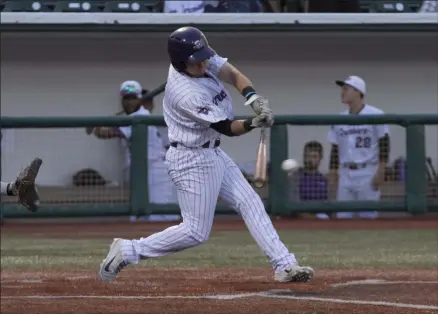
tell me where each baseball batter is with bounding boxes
[328,76,390,219]
[99,26,314,283]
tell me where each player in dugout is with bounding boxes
[328,76,390,219]
[86,81,180,222]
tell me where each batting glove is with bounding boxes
[244,94,270,116]
[251,109,274,128]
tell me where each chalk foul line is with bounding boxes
[2,293,438,310]
[259,292,438,310]
[331,279,438,288]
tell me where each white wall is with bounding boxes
[1,32,437,184]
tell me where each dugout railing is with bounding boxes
[1,114,437,218]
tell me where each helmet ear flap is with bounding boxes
[171,61,186,72]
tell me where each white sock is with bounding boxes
[120,239,140,265]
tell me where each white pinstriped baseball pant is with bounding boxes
[121,147,297,271]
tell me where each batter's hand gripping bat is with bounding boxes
[253,128,267,188]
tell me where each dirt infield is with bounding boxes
[2,219,438,314]
[2,269,437,314]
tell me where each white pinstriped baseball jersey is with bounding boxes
[163,55,233,147]
[329,104,389,208]
[116,53,302,276]
[328,104,389,166]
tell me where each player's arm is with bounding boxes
[327,144,339,187]
[90,127,124,139]
[373,120,390,187]
[329,144,339,171]
[218,62,270,116]
[181,94,273,137]
[218,62,253,95]
[210,118,256,137]
[376,134,390,175]
[327,126,339,180]
[378,134,390,163]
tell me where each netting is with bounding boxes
[279,124,438,216]
[1,123,436,215]
[283,124,406,202]
[1,127,129,206]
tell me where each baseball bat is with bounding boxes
[253,128,268,188]
[142,82,166,101]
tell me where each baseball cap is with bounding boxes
[120,80,142,99]
[335,76,366,95]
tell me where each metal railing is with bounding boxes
[1,114,437,218]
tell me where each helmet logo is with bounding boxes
[193,40,203,50]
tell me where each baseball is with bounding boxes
[281,159,299,172]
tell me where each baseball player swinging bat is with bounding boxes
[254,128,267,188]
[98,26,315,285]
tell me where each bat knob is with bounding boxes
[253,179,265,188]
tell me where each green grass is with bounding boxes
[1,229,437,270]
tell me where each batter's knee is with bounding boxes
[188,228,210,244]
[181,221,211,245]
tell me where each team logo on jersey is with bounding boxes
[212,90,227,106]
[198,107,210,115]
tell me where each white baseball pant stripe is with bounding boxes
[121,147,297,271]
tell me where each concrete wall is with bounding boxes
[1,32,437,185]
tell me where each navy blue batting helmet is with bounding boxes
[168,26,215,72]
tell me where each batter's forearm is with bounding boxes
[234,74,253,95]
[210,118,255,137]
[230,119,254,136]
